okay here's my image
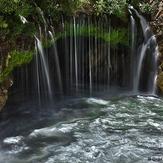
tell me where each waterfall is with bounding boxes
[35,37,53,101]
[150,37,159,95]
[129,6,158,94]
[107,17,111,87]
[35,41,41,105]
[73,17,79,91]
[48,31,63,94]
[88,17,92,94]
[13,8,159,103]
[129,9,136,91]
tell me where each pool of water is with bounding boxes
[0,95,163,163]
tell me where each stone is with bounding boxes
[157,72,163,92]
[0,89,8,112]
[0,78,13,112]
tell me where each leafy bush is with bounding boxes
[0,0,137,83]
[139,2,153,14]
[94,0,127,18]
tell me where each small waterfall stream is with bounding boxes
[35,37,52,99]
[129,6,158,94]
[73,17,79,91]
[48,31,63,94]
[12,7,159,103]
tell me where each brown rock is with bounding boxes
[0,78,13,112]
[157,72,163,92]
[0,89,8,112]
[149,0,163,93]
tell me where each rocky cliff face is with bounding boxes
[0,47,13,111]
[0,78,13,111]
[148,1,163,92]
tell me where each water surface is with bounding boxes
[0,95,163,163]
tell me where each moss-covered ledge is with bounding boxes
[0,50,33,111]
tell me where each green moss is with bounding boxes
[0,50,33,83]
[54,24,129,46]
[41,23,128,50]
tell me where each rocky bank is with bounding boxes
[0,47,13,111]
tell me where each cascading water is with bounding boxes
[107,17,111,87]
[150,37,159,94]
[35,37,53,101]
[34,41,41,105]
[88,17,92,94]
[73,16,79,91]
[129,6,158,94]
[48,31,63,94]
[12,7,159,104]
[129,9,136,91]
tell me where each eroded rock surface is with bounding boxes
[0,78,13,112]
[148,1,163,92]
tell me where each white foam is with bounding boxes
[29,122,78,138]
[3,136,23,144]
[86,98,109,105]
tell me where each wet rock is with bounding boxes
[157,72,163,92]
[0,78,13,112]
[0,89,8,111]
[148,0,163,93]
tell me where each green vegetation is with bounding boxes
[0,50,33,83]
[0,0,151,84]
[0,0,151,41]
[139,2,153,14]
[0,0,129,40]
[0,0,35,41]
[55,24,129,46]
[94,0,127,18]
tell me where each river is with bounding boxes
[0,95,163,163]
